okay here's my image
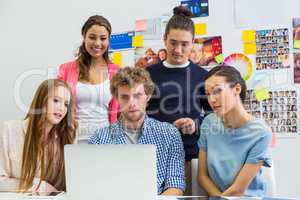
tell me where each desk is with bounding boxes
[0,193,298,200]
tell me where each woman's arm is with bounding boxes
[223,130,272,196]
[198,150,222,196]
[222,162,263,196]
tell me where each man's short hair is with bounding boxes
[110,67,155,98]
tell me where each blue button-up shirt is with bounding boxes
[88,116,186,194]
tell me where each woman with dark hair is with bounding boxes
[58,15,119,141]
[197,65,272,196]
[0,79,77,192]
[146,6,211,195]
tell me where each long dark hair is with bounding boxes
[204,65,247,102]
[77,15,112,81]
[164,6,194,39]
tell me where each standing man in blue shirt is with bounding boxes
[146,6,212,195]
[89,67,186,196]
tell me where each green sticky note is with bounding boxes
[215,54,224,64]
[294,40,300,48]
[254,87,270,102]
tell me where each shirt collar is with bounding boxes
[163,60,190,68]
[118,115,150,135]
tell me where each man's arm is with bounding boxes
[161,126,186,195]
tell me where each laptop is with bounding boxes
[64,144,157,200]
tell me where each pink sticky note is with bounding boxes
[135,20,147,32]
[282,59,290,67]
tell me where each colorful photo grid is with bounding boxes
[255,28,290,70]
[244,90,298,134]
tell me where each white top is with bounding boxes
[0,120,46,192]
[76,80,112,140]
[163,60,190,68]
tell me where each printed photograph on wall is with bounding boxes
[244,90,298,135]
[134,45,166,69]
[255,28,290,70]
[294,52,300,83]
[189,36,222,70]
[293,18,300,49]
[180,0,209,18]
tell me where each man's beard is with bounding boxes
[122,111,145,123]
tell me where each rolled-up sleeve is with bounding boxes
[246,131,272,167]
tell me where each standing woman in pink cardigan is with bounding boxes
[58,15,119,141]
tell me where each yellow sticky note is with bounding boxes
[294,40,300,48]
[112,52,122,67]
[254,87,270,102]
[243,43,256,54]
[132,35,143,47]
[194,23,207,35]
[215,54,224,64]
[242,30,256,43]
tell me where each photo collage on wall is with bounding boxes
[244,90,298,135]
[255,28,290,70]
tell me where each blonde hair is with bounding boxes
[19,79,77,192]
[110,67,154,98]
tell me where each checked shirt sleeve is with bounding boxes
[163,127,186,193]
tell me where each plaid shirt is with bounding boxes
[88,116,186,194]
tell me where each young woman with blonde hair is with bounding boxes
[0,79,77,192]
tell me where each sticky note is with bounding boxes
[135,20,147,32]
[294,40,300,48]
[112,52,122,67]
[214,54,224,64]
[254,87,270,102]
[243,43,256,54]
[194,23,207,35]
[132,35,143,47]
[242,30,256,43]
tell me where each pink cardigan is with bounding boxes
[57,60,119,124]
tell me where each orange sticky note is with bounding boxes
[112,52,122,67]
[132,35,143,47]
[242,30,256,43]
[194,23,207,35]
[254,87,270,102]
[135,20,147,32]
[243,43,256,54]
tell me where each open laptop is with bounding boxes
[64,144,157,200]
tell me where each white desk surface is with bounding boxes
[0,193,298,200]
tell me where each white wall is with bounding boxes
[0,0,299,197]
